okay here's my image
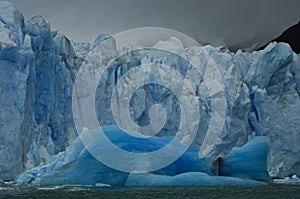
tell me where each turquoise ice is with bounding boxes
[16,126,270,186]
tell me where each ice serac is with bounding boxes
[203,43,300,178]
[0,2,77,180]
[21,16,77,171]
[0,1,28,180]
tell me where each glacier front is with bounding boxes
[0,1,300,183]
[0,2,77,180]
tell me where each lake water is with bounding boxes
[0,185,299,199]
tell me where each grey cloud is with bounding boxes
[6,0,300,50]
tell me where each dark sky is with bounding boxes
[6,0,300,50]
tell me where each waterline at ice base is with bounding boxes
[1,1,300,188]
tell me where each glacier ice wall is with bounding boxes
[0,1,27,180]
[1,1,300,180]
[0,2,78,180]
[76,36,300,178]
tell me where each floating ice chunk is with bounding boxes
[95,183,111,187]
[273,175,300,184]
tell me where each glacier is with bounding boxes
[0,1,300,184]
[0,2,77,180]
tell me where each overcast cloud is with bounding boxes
[6,0,300,50]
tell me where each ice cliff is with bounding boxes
[0,1,300,182]
[0,2,77,180]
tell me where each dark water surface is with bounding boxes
[0,185,299,199]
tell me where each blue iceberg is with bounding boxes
[219,136,271,182]
[15,126,270,187]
